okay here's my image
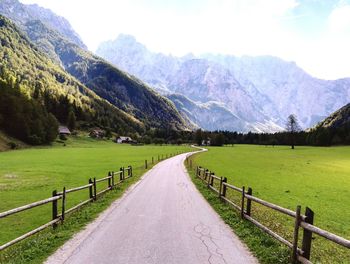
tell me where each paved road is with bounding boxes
[46,152,258,264]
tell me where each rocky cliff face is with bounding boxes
[167,94,249,132]
[96,34,350,132]
[0,0,86,49]
[203,54,350,129]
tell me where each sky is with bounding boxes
[19,0,350,80]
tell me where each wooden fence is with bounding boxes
[193,165,350,264]
[0,165,133,251]
[0,149,186,252]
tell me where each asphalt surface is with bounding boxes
[45,152,258,264]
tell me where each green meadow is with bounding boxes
[192,145,350,263]
[0,136,191,246]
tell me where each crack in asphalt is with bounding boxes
[193,223,227,264]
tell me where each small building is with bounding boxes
[58,126,71,136]
[201,139,211,146]
[116,136,132,144]
[89,129,105,139]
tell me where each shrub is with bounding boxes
[59,134,67,141]
[7,141,17,149]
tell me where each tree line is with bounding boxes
[0,79,58,145]
[136,114,350,147]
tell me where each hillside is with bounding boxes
[0,0,190,131]
[305,103,350,145]
[0,0,86,49]
[0,15,143,144]
[96,34,350,132]
[317,103,350,129]
[0,130,27,151]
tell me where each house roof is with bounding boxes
[58,126,71,134]
[118,136,132,140]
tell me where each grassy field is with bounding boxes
[0,136,191,249]
[191,145,350,263]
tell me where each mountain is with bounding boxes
[96,34,350,132]
[317,103,350,129]
[167,94,249,132]
[0,15,143,144]
[0,0,86,49]
[305,103,350,145]
[202,54,350,129]
[0,1,189,131]
[96,35,280,132]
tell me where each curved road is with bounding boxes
[46,152,258,264]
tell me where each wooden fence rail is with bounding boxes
[194,164,350,263]
[0,165,132,252]
[0,150,185,252]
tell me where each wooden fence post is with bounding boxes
[301,207,314,260]
[122,167,125,180]
[93,177,97,201]
[241,186,245,219]
[108,171,112,188]
[52,190,58,229]
[196,166,199,177]
[210,173,214,186]
[222,177,227,197]
[111,171,115,187]
[89,178,93,199]
[246,187,252,216]
[207,172,211,187]
[219,177,223,198]
[292,205,302,263]
[61,187,66,222]
[152,157,154,164]
[145,160,148,169]
[119,167,123,181]
[130,166,133,177]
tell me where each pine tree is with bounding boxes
[67,111,76,131]
[286,114,301,149]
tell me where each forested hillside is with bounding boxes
[0,15,143,144]
[307,103,350,145]
[22,19,188,131]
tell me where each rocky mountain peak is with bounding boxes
[0,0,86,49]
[96,35,350,132]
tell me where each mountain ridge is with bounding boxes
[96,34,350,132]
[0,1,190,131]
[0,0,86,49]
[0,15,144,144]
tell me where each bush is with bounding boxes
[7,141,17,149]
[59,134,67,141]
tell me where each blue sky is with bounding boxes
[20,0,350,80]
